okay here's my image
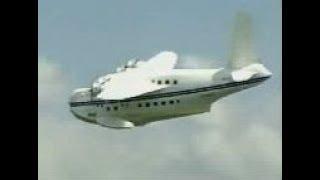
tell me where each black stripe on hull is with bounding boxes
[69,76,269,107]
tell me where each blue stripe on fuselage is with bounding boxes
[69,76,269,107]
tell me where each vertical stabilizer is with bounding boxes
[229,12,259,70]
[228,12,272,82]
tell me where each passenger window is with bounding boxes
[161,101,166,106]
[169,100,174,104]
[173,80,178,84]
[165,80,170,84]
[138,103,142,107]
[176,99,180,103]
[157,80,162,85]
[106,107,110,111]
[145,102,150,107]
[153,102,158,106]
[113,106,118,111]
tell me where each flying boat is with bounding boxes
[69,12,272,129]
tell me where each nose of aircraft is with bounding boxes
[69,88,98,124]
[69,94,78,116]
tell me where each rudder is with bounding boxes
[228,12,260,70]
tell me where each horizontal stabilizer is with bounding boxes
[231,63,272,82]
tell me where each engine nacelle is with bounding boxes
[116,67,125,72]
[92,75,112,93]
[126,59,138,68]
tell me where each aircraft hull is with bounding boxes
[69,77,267,126]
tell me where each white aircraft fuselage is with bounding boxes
[69,68,270,128]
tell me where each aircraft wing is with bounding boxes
[138,51,178,72]
[95,51,176,100]
[96,71,169,100]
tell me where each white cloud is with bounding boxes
[38,56,281,180]
[38,57,70,109]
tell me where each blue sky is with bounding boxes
[39,0,281,86]
[38,0,281,180]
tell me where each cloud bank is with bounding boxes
[38,56,281,180]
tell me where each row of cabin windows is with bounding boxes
[103,99,181,112]
[152,79,178,85]
[106,106,117,111]
[137,99,180,108]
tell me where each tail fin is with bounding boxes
[229,12,259,69]
[228,12,272,82]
